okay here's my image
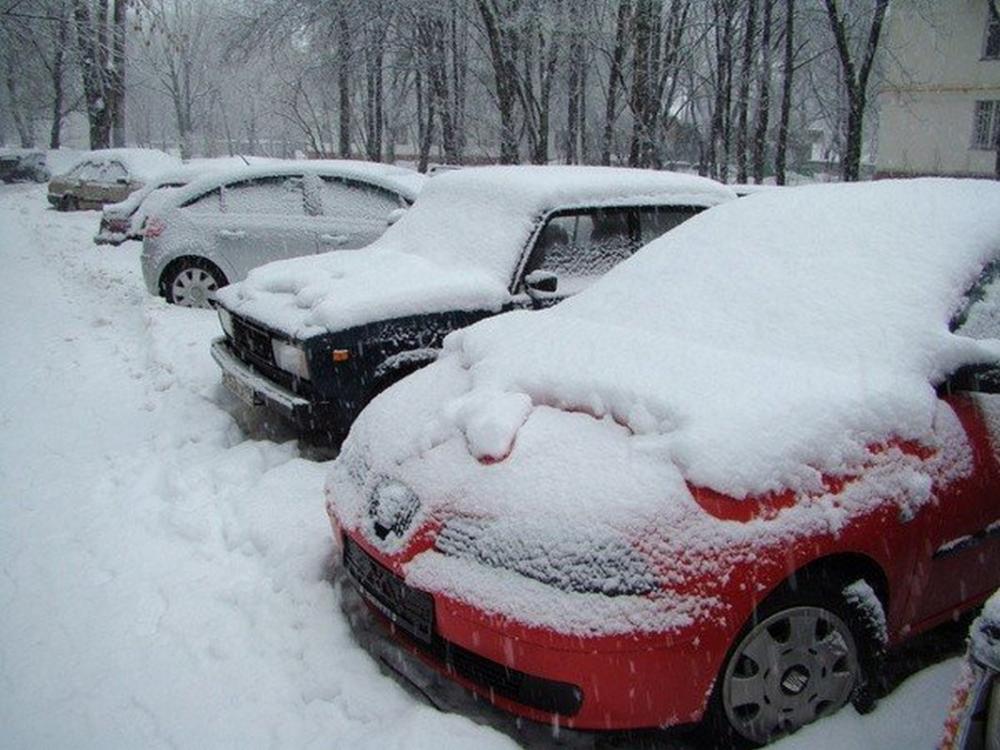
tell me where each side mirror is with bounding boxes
[524,270,558,297]
[386,207,407,226]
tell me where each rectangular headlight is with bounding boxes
[217,308,234,338]
[272,339,310,380]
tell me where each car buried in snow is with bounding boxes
[325,179,1000,745]
[210,165,735,441]
[940,590,1000,750]
[140,160,426,308]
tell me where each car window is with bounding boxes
[76,162,103,182]
[953,260,1000,340]
[638,206,702,243]
[318,177,400,221]
[526,207,639,281]
[100,162,128,184]
[221,175,305,215]
[181,187,223,215]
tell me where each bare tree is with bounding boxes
[822,0,889,181]
[600,0,630,165]
[750,0,773,182]
[72,0,128,149]
[734,0,757,182]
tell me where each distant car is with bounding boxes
[140,161,426,308]
[324,179,1000,744]
[47,148,180,211]
[211,165,735,440]
[941,591,1000,750]
[95,158,277,246]
[0,149,49,183]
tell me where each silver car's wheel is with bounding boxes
[166,264,224,308]
[721,606,859,744]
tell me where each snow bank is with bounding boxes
[220,165,734,337]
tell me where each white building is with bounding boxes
[876,0,1000,178]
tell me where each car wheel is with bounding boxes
[162,259,227,309]
[59,195,78,211]
[705,582,880,747]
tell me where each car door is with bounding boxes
[908,266,1000,626]
[515,206,642,308]
[94,161,131,205]
[214,175,318,280]
[312,176,404,252]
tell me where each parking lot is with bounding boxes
[0,182,977,748]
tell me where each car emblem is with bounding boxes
[368,480,421,541]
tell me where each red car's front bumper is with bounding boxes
[335,521,724,731]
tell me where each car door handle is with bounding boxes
[319,233,350,245]
[218,229,246,239]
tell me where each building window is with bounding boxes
[972,101,1000,149]
[986,5,1000,59]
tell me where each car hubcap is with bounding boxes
[172,268,218,308]
[722,606,858,744]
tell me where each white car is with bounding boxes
[140,161,426,308]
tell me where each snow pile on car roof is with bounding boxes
[218,166,733,337]
[59,148,181,180]
[439,179,1000,496]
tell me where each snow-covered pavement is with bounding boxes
[0,183,969,748]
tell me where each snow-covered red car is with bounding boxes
[941,590,1000,750]
[326,179,1000,745]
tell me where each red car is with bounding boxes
[326,179,1000,745]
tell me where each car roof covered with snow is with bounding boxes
[217,165,734,337]
[58,148,181,181]
[163,159,426,213]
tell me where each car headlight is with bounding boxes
[217,308,234,338]
[272,339,310,380]
[435,517,658,597]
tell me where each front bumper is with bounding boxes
[212,337,311,420]
[335,522,721,731]
[212,338,348,435]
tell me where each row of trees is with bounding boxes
[1,0,902,181]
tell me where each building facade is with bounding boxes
[876,0,1000,178]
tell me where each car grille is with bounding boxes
[343,535,583,716]
[226,314,313,397]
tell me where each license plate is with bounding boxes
[222,371,259,406]
[344,537,434,644]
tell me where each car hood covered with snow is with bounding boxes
[217,165,734,338]
[327,179,1000,636]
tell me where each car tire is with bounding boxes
[702,576,883,748]
[161,257,228,309]
[59,195,78,211]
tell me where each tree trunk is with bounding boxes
[49,9,70,149]
[565,35,582,164]
[775,0,794,185]
[735,0,757,183]
[601,0,630,166]
[822,0,889,181]
[73,0,112,149]
[337,6,351,158]
[110,0,128,147]
[476,0,521,164]
[751,0,773,183]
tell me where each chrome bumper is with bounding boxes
[210,337,309,417]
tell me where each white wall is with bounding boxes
[876,0,1000,177]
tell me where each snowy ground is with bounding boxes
[0,183,969,748]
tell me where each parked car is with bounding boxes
[211,166,735,439]
[0,149,49,183]
[94,157,279,246]
[324,179,1000,744]
[140,161,426,308]
[941,590,1000,750]
[47,148,180,211]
